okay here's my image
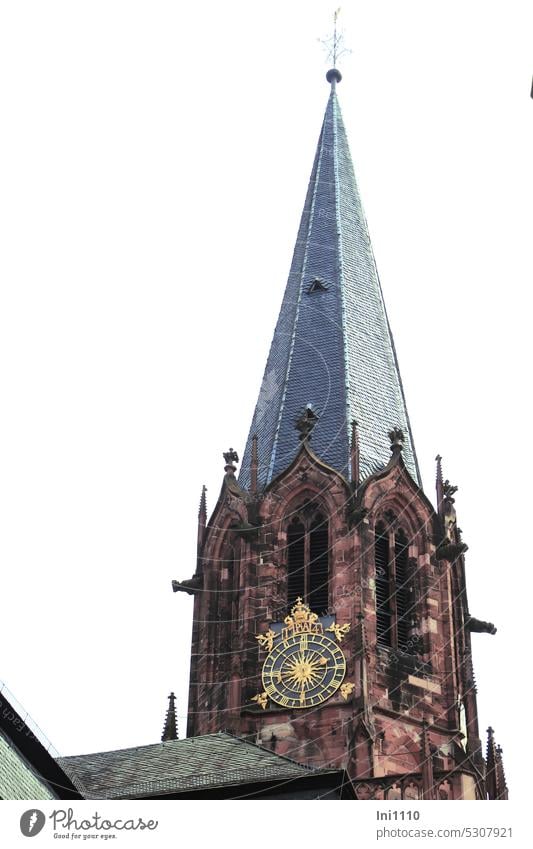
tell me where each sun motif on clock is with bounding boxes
[252,598,354,710]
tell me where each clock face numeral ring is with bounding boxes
[262,632,346,709]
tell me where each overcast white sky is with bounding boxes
[0,0,531,802]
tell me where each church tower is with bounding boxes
[174,68,507,801]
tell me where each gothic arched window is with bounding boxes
[286,511,329,612]
[374,521,412,651]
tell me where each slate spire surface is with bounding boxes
[240,71,420,489]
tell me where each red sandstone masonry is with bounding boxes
[184,445,487,798]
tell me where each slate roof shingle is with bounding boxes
[57,732,337,799]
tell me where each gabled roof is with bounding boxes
[57,731,339,799]
[240,72,419,490]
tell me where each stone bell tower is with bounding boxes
[173,68,507,801]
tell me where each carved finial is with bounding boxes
[223,448,239,475]
[388,427,404,456]
[443,479,458,501]
[161,692,178,742]
[295,404,319,442]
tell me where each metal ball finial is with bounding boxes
[326,68,342,85]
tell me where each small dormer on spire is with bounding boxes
[161,692,178,742]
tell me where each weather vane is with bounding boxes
[319,8,351,69]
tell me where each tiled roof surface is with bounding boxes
[57,732,327,799]
[240,82,419,488]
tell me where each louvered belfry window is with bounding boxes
[374,522,412,650]
[394,529,411,650]
[375,523,392,646]
[287,512,329,612]
[287,519,306,605]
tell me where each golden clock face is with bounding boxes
[262,630,346,709]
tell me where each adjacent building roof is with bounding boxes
[0,680,82,800]
[239,72,420,489]
[58,731,346,799]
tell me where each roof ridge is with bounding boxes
[57,733,205,762]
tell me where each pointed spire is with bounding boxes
[495,745,509,800]
[161,692,178,742]
[486,726,497,798]
[420,720,436,800]
[197,485,207,555]
[486,727,508,799]
[239,76,419,490]
[198,484,207,521]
